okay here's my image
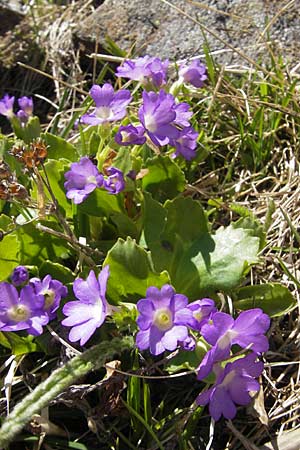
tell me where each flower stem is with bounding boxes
[0,336,133,448]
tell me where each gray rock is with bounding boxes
[77,0,300,64]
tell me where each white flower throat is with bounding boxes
[8,305,30,322]
[154,308,173,331]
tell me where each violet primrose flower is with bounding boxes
[179,59,207,88]
[115,124,146,146]
[62,266,111,346]
[180,335,196,351]
[0,94,14,118]
[138,90,195,148]
[18,96,33,116]
[138,90,180,146]
[81,84,132,126]
[173,102,193,127]
[170,126,199,160]
[136,284,193,355]
[196,353,264,421]
[16,96,33,124]
[16,110,29,125]
[30,275,68,320]
[197,309,270,380]
[64,156,103,204]
[11,265,29,286]
[186,298,217,331]
[145,57,169,87]
[116,56,169,88]
[104,167,125,194]
[0,282,48,335]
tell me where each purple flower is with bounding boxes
[0,94,14,118]
[115,124,146,146]
[62,266,110,346]
[64,156,104,204]
[173,102,193,127]
[18,96,33,116]
[0,282,48,335]
[170,126,199,160]
[136,284,193,355]
[16,109,29,125]
[197,309,270,380]
[11,266,29,286]
[116,56,169,88]
[179,59,207,88]
[81,84,132,126]
[138,90,180,146]
[180,335,196,351]
[16,96,33,124]
[30,275,68,320]
[103,167,125,194]
[196,353,263,421]
[186,298,216,331]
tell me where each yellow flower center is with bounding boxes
[87,175,97,185]
[120,131,130,142]
[44,289,55,309]
[193,311,203,322]
[154,308,173,331]
[8,305,30,322]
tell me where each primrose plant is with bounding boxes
[0,55,295,448]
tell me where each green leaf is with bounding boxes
[140,191,166,247]
[166,340,208,374]
[41,132,78,161]
[17,221,70,266]
[104,237,170,303]
[113,146,133,174]
[233,283,296,317]
[144,197,207,292]
[39,159,73,218]
[0,332,37,355]
[142,155,186,200]
[175,224,260,297]
[232,216,266,250]
[144,197,260,298]
[78,188,123,217]
[88,131,101,156]
[150,196,208,278]
[110,212,139,239]
[0,215,20,280]
[0,332,11,350]
[39,260,74,283]
[12,116,41,143]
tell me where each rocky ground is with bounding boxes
[77,0,300,65]
[0,0,299,122]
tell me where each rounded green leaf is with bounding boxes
[39,260,74,283]
[104,236,170,303]
[0,215,20,280]
[41,132,78,161]
[142,155,186,201]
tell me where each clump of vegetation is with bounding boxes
[0,8,299,450]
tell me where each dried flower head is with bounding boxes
[10,139,47,169]
[0,180,28,201]
[0,160,12,181]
